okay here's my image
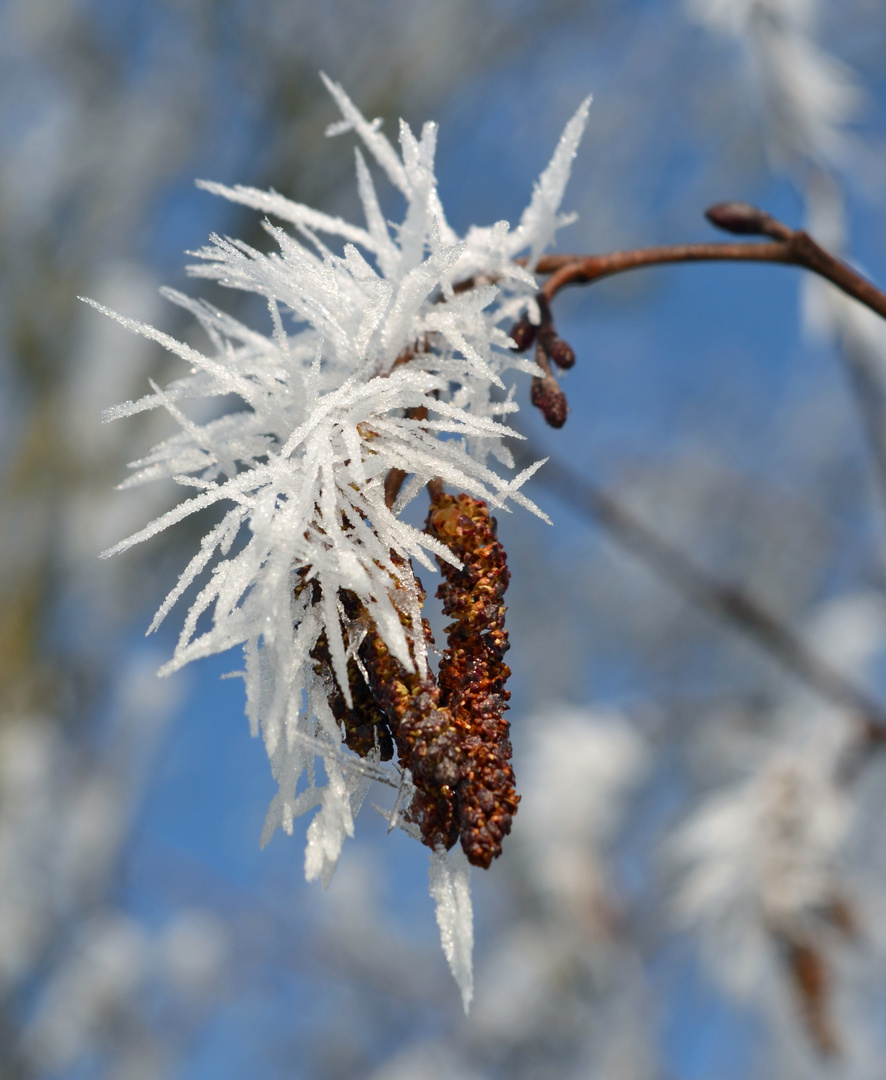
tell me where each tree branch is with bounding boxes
[533,202,886,323]
[521,450,886,747]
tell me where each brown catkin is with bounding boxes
[323,646,395,762]
[780,933,840,1056]
[300,572,395,762]
[300,568,463,852]
[359,613,462,852]
[426,492,519,868]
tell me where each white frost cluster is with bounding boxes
[517,704,648,926]
[686,0,863,170]
[671,592,886,1019]
[94,76,590,998]
[666,593,886,1068]
[671,743,851,998]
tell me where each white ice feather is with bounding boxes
[429,846,474,1013]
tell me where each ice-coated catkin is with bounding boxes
[360,612,463,853]
[299,572,397,762]
[426,492,519,868]
[328,650,396,762]
[302,572,462,849]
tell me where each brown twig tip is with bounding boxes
[546,335,576,370]
[531,375,568,428]
[705,201,793,241]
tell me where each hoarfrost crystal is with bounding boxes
[93,77,589,1000]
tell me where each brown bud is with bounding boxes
[546,336,576,370]
[509,316,538,352]
[705,201,779,237]
[530,375,568,428]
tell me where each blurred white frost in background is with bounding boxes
[517,705,648,926]
[686,0,865,169]
[672,593,886,1065]
[0,661,230,1077]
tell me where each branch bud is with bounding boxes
[509,316,538,352]
[530,375,568,428]
[547,336,576,370]
[705,201,787,239]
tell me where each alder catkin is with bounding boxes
[780,934,840,1056]
[360,613,462,852]
[427,492,519,868]
[300,572,396,762]
[303,572,462,851]
[327,651,395,762]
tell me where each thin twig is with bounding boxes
[534,234,886,322]
[518,449,886,746]
[530,201,886,324]
[385,201,886,590]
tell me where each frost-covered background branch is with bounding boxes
[3,0,886,1077]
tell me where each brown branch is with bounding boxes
[533,206,886,324]
[384,469,408,510]
[383,202,886,537]
[519,449,886,746]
